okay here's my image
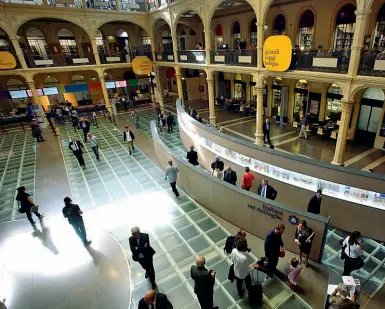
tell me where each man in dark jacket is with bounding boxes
[138,289,173,309]
[262,118,271,144]
[223,166,237,185]
[69,137,86,168]
[79,118,91,142]
[123,126,135,155]
[257,179,277,200]
[307,190,322,215]
[191,256,216,309]
[166,112,174,133]
[211,156,224,172]
[129,226,156,289]
[264,223,285,273]
[186,145,198,166]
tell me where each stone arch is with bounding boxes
[151,15,173,34]
[271,11,288,35]
[94,19,149,38]
[174,9,206,30]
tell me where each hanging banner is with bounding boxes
[132,57,152,75]
[0,52,17,69]
[263,35,292,72]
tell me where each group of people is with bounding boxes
[187,106,203,123]
[156,103,176,133]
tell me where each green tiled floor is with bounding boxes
[0,132,36,223]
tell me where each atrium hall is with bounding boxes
[0,0,385,308]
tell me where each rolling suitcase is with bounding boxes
[249,270,263,306]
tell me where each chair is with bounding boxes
[293,121,298,128]
[306,125,311,133]
[331,130,338,140]
[317,127,324,136]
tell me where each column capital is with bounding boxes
[341,100,354,113]
[98,75,105,82]
[206,78,214,85]
[26,81,36,88]
[355,9,372,17]
[255,86,264,95]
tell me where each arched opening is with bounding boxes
[250,18,257,48]
[294,80,308,120]
[334,3,356,49]
[372,3,385,49]
[98,21,151,64]
[327,83,343,120]
[273,14,286,35]
[234,73,245,100]
[0,28,12,52]
[6,78,30,112]
[356,88,385,145]
[215,24,223,50]
[298,10,315,52]
[58,28,78,56]
[232,21,241,49]
[153,19,173,61]
[25,27,50,59]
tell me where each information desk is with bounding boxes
[150,120,330,262]
[0,115,33,133]
[175,102,385,242]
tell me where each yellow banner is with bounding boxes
[263,36,292,72]
[0,52,17,69]
[132,57,152,75]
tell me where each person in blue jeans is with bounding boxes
[62,197,91,247]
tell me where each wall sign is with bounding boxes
[263,36,292,72]
[0,52,17,69]
[132,57,152,75]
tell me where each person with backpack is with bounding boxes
[16,186,43,226]
[62,197,91,247]
[123,126,135,155]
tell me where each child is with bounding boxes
[288,257,301,290]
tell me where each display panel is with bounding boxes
[115,80,127,88]
[9,90,28,99]
[105,82,115,89]
[43,87,59,95]
[179,113,385,210]
[37,89,44,96]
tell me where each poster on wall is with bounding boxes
[310,100,319,115]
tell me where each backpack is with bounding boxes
[224,235,236,254]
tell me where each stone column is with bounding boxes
[318,86,328,121]
[175,66,184,105]
[287,83,295,123]
[90,39,101,65]
[267,82,273,117]
[207,75,216,126]
[257,23,264,68]
[98,75,112,112]
[331,100,355,165]
[26,80,40,106]
[10,38,28,70]
[205,29,211,65]
[154,65,164,106]
[347,9,371,77]
[116,0,121,11]
[172,34,179,63]
[255,85,264,145]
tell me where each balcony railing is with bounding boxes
[210,50,256,67]
[358,49,385,77]
[291,49,350,74]
[178,50,206,64]
[24,53,96,68]
[0,0,42,4]
[48,0,82,7]
[155,51,175,62]
[99,49,152,64]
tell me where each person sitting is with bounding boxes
[138,289,173,309]
[328,283,355,309]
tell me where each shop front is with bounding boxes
[293,79,308,121]
[234,73,245,100]
[326,84,343,121]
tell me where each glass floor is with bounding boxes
[0,131,36,223]
[124,109,385,300]
[58,118,312,309]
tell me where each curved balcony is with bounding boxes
[210,49,257,67]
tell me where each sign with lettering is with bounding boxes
[0,52,17,69]
[263,36,292,72]
[248,203,283,220]
[132,57,152,75]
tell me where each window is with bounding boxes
[250,18,257,47]
[0,29,10,52]
[232,21,240,49]
[26,27,50,58]
[372,3,385,49]
[95,30,106,54]
[333,4,356,49]
[215,24,223,50]
[273,14,286,35]
[298,10,314,52]
[58,29,78,55]
[326,84,343,120]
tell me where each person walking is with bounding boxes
[123,126,135,155]
[241,167,254,191]
[129,226,157,289]
[262,118,271,144]
[88,132,100,161]
[191,256,216,309]
[79,118,91,142]
[341,231,365,276]
[62,197,91,246]
[231,239,258,297]
[294,220,315,267]
[186,145,199,166]
[16,186,43,226]
[264,223,285,274]
[30,118,45,142]
[211,157,224,172]
[165,160,180,198]
[69,137,86,168]
[307,190,322,215]
[223,166,237,185]
[257,179,277,200]
[138,289,173,309]
[298,114,308,139]
[167,112,174,133]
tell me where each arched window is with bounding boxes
[95,30,106,54]
[273,14,286,35]
[72,75,87,84]
[0,29,11,52]
[215,24,223,50]
[327,84,343,120]
[362,88,385,101]
[232,21,240,49]
[372,3,385,49]
[298,10,314,51]
[58,28,78,55]
[43,76,60,87]
[334,4,356,49]
[26,27,50,58]
[6,78,26,90]
[104,72,114,81]
[250,18,257,47]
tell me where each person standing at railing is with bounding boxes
[239,37,247,50]
[196,42,203,50]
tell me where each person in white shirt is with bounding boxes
[87,132,100,161]
[342,231,365,276]
[123,126,135,155]
[164,160,179,198]
[231,239,258,297]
